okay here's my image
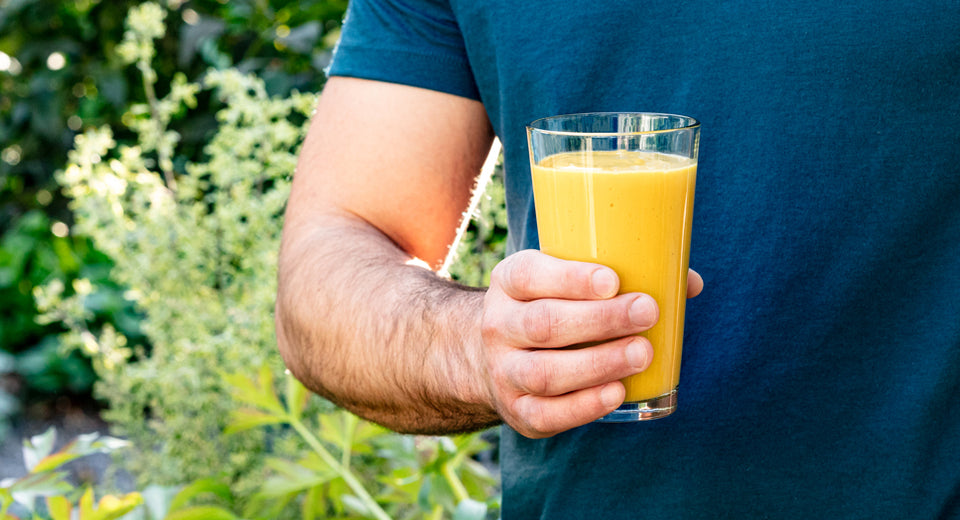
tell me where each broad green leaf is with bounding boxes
[245,491,293,520]
[0,488,14,512]
[257,457,336,499]
[167,479,232,513]
[22,427,56,472]
[458,459,496,499]
[79,487,95,518]
[163,505,238,520]
[32,433,130,473]
[349,420,390,455]
[46,495,71,520]
[222,369,285,415]
[258,473,332,499]
[88,492,143,520]
[325,479,349,516]
[379,466,420,501]
[264,456,331,481]
[31,452,82,474]
[417,476,433,512]
[419,473,456,513]
[223,408,286,435]
[283,371,310,420]
[317,412,347,449]
[301,485,324,520]
[255,458,338,500]
[9,470,72,498]
[452,499,487,520]
[317,411,386,459]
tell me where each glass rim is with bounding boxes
[527,112,700,137]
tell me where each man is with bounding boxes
[276,0,960,517]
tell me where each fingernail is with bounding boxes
[600,383,624,408]
[626,338,651,369]
[630,295,657,327]
[591,269,617,298]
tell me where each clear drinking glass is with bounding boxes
[526,113,700,422]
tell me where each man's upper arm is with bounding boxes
[285,77,495,268]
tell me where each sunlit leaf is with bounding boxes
[301,485,325,520]
[256,457,336,498]
[163,505,239,520]
[258,473,331,499]
[90,492,143,520]
[222,367,285,414]
[32,432,130,473]
[46,495,71,520]
[30,452,81,475]
[167,478,232,513]
[79,487,95,518]
[223,408,286,435]
[317,411,346,448]
[9,470,72,501]
[283,371,310,421]
[293,450,333,474]
[22,427,56,472]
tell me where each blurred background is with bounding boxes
[0,1,506,518]
[1,0,347,447]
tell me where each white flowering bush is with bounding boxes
[34,2,503,519]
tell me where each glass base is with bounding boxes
[595,388,677,422]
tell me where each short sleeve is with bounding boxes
[326,0,480,100]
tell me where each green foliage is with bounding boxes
[0,0,346,204]
[0,427,141,520]
[0,208,141,440]
[223,370,498,519]
[0,0,350,428]
[40,65,312,493]
[34,2,505,518]
[445,156,508,288]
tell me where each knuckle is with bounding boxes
[521,301,557,344]
[513,356,552,396]
[507,258,533,293]
[498,250,540,294]
[512,397,553,438]
[489,260,509,288]
[479,306,502,343]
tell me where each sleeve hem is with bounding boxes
[327,44,481,101]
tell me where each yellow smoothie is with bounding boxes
[531,150,697,402]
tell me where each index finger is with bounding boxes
[491,250,620,302]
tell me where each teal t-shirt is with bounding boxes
[328,1,960,517]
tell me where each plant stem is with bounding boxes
[341,412,358,468]
[138,59,177,192]
[289,418,392,520]
[441,457,470,504]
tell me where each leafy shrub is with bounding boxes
[0,209,140,440]
[36,2,505,518]
[0,0,350,438]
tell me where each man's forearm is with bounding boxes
[276,213,501,434]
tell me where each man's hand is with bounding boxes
[478,250,703,438]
